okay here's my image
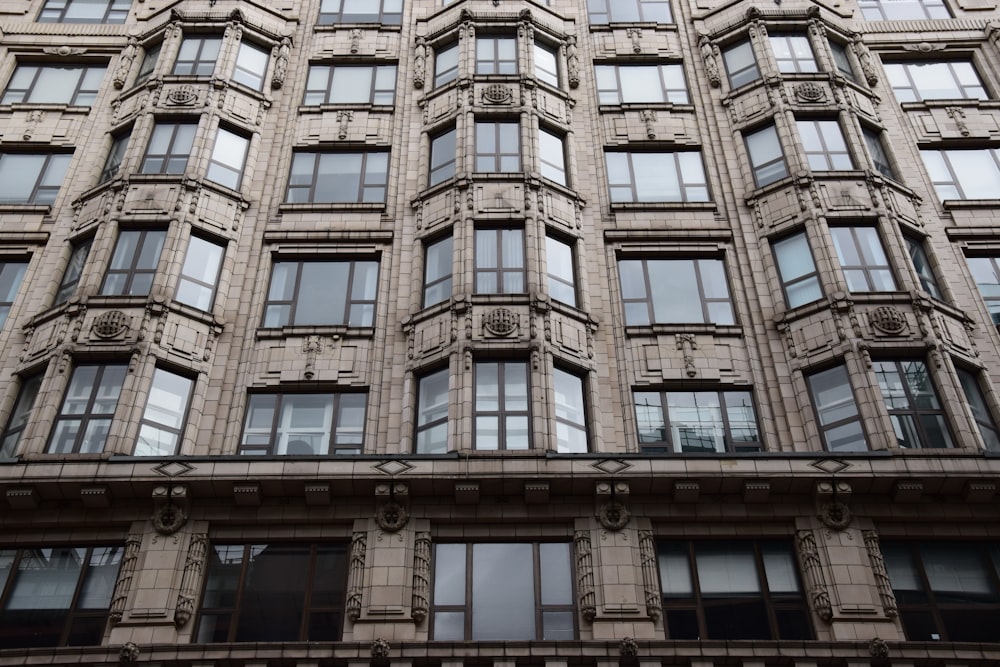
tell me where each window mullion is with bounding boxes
[60,546,93,646]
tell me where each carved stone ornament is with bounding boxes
[152,502,188,535]
[92,310,129,339]
[795,82,826,103]
[482,83,514,105]
[119,642,140,666]
[869,306,906,335]
[598,500,630,531]
[371,638,391,659]
[818,500,852,530]
[166,85,198,106]
[483,307,518,336]
[869,637,889,658]
[619,637,639,657]
[375,500,409,532]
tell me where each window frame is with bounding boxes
[304,63,397,105]
[967,254,1000,324]
[175,235,225,311]
[904,235,943,299]
[533,41,559,87]
[769,34,818,74]
[806,364,869,452]
[232,40,269,91]
[545,234,577,308]
[135,43,161,85]
[285,151,389,204]
[587,0,673,24]
[318,0,402,25]
[474,121,521,173]
[0,260,28,331]
[0,152,72,205]
[47,363,127,454]
[55,239,92,305]
[829,226,897,293]
[634,389,762,454]
[133,367,195,457]
[553,367,588,453]
[172,36,223,77]
[99,228,166,297]
[100,131,130,183]
[862,126,896,179]
[0,374,42,458]
[921,148,1000,201]
[594,63,689,105]
[884,60,987,103]
[206,127,251,190]
[38,0,130,23]
[140,122,197,175]
[956,367,1000,451]
[416,367,449,454]
[859,0,951,19]
[872,359,954,449]
[475,35,518,76]
[262,259,379,328]
[618,257,735,326]
[429,127,457,186]
[1,64,107,106]
[474,228,526,295]
[473,361,530,451]
[423,235,453,308]
[796,118,854,171]
[605,151,709,203]
[238,392,366,456]
[772,231,823,308]
[433,43,459,88]
[744,124,788,187]
[722,39,760,89]
[538,128,567,186]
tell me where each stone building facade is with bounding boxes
[0,0,998,664]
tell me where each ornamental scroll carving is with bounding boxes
[574,530,597,621]
[795,529,833,622]
[638,530,662,621]
[700,36,721,87]
[109,533,142,625]
[346,530,367,621]
[863,530,899,618]
[412,531,431,622]
[174,533,208,627]
[272,38,291,90]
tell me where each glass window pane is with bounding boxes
[471,544,535,640]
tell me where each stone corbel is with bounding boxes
[596,481,630,531]
[151,484,189,535]
[814,479,852,530]
[375,482,409,532]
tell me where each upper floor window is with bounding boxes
[965,255,1000,324]
[806,364,869,452]
[829,226,896,292]
[921,148,1000,201]
[48,364,127,454]
[859,0,950,20]
[606,151,709,202]
[319,0,402,25]
[416,368,449,454]
[722,40,760,89]
[885,61,986,102]
[873,359,953,449]
[100,229,165,297]
[554,368,588,453]
[233,41,269,91]
[196,543,347,642]
[770,35,817,73]
[619,258,734,325]
[0,546,123,648]
[595,63,688,105]
[39,0,130,23]
[658,541,811,640]
[957,368,1000,451]
[176,235,225,311]
[173,36,222,77]
[772,232,823,308]
[206,128,250,190]
[429,128,457,186]
[883,541,999,643]
[745,124,788,187]
[797,119,853,170]
[862,127,896,179]
[475,121,520,173]
[545,235,577,307]
[434,43,459,88]
[286,151,388,204]
[0,261,28,330]
[305,64,397,105]
[474,361,529,450]
[0,153,72,205]
[830,41,857,81]
[239,393,365,455]
[475,228,525,294]
[432,542,574,640]
[100,131,130,183]
[135,43,160,85]
[476,37,517,75]
[263,259,378,328]
[904,236,943,299]
[534,42,559,86]
[635,390,761,453]
[539,129,567,186]
[0,374,42,458]
[134,368,194,456]
[55,240,92,305]
[587,0,672,24]
[2,64,106,106]
[140,122,196,175]
[423,235,453,307]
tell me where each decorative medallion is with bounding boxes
[166,85,198,106]
[119,642,140,666]
[818,500,852,530]
[92,310,129,339]
[598,500,630,531]
[794,82,826,103]
[868,637,889,659]
[482,83,513,105]
[483,307,518,336]
[869,306,906,335]
[619,637,639,657]
[371,638,391,659]
[151,502,187,535]
[375,500,409,532]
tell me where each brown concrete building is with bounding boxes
[0,0,999,664]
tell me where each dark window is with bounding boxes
[172,37,222,76]
[722,40,760,88]
[587,0,672,23]
[2,64,106,105]
[476,36,517,75]
[904,236,942,299]
[0,374,42,458]
[545,235,577,307]
[862,127,895,178]
[134,368,194,456]
[0,546,123,648]
[100,132,130,183]
[770,35,817,73]
[206,128,250,190]
[135,43,160,85]
[618,258,734,325]
[263,260,378,328]
[239,393,365,455]
[176,236,225,311]
[39,0,130,23]
[423,235,452,307]
[635,390,761,453]
[416,369,449,454]
[474,361,529,450]
[885,61,985,102]
[873,359,953,448]
[432,542,575,640]
[140,122,196,175]
[196,543,347,642]
[658,541,811,640]
[100,229,165,296]
[232,41,269,91]
[744,125,788,187]
[429,128,457,186]
[286,151,388,204]
[318,0,402,24]
[605,151,709,202]
[48,364,127,454]
[475,121,520,173]
[830,226,896,292]
[830,41,856,80]
[55,240,92,305]
[0,261,28,330]
[554,368,588,453]
[956,368,1000,451]
[772,232,823,308]
[595,63,688,105]
[433,43,459,88]
[475,228,525,294]
[859,0,950,19]
[0,153,72,205]
[304,64,396,105]
[806,364,869,452]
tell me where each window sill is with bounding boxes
[278,202,387,212]
[942,198,1000,209]
[902,99,1000,110]
[0,203,52,213]
[298,104,395,114]
[314,22,401,31]
[610,200,715,210]
[587,22,678,31]
[0,103,93,114]
[599,102,696,113]
[624,324,741,336]
[256,326,375,339]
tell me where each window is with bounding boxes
[48,364,127,454]
[432,542,574,640]
[770,35,817,73]
[830,41,856,81]
[806,365,869,452]
[100,132,130,183]
[263,260,378,327]
[416,368,449,454]
[830,227,896,292]
[797,119,853,170]
[196,543,347,642]
[635,390,761,453]
[429,128,457,186]
[534,42,558,86]
[904,236,942,299]
[206,128,250,190]
[135,44,160,85]
[539,129,567,185]
[722,40,760,89]
[885,61,986,102]
[966,256,1000,324]
[0,546,123,648]
[863,127,895,178]
[286,151,388,204]
[475,228,525,294]
[239,393,365,455]
[0,153,72,205]
[176,236,224,311]
[474,361,529,450]
[859,0,950,20]
[883,541,999,642]
[434,43,459,88]
[595,63,688,105]
[772,232,823,308]
[744,125,788,187]
[873,360,953,449]
[957,368,1000,451]
[318,0,402,24]
[2,64,106,106]
[39,0,130,23]
[304,64,396,105]
[476,36,517,75]
[172,37,222,76]
[140,122,196,175]
[0,261,28,330]
[423,235,452,307]
[658,541,811,640]
[606,151,709,202]
[922,149,1000,200]
[618,258,734,325]
[55,240,92,305]
[134,368,194,456]
[587,0,672,23]
[0,375,42,458]
[233,41,269,91]
[546,235,577,307]
[554,368,588,453]
[475,121,520,173]
[100,229,165,296]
